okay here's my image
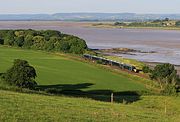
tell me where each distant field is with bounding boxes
[0,90,179,122]
[0,46,147,92]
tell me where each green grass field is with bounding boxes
[0,90,179,122]
[0,46,147,92]
[0,46,180,121]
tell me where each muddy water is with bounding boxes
[0,21,180,65]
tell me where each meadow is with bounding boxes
[0,46,147,93]
[0,90,180,122]
[0,46,180,121]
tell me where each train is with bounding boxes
[83,54,139,73]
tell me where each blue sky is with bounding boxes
[0,0,180,14]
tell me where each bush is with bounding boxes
[142,65,151,73]
[162,84,177,95]
[2,59,37,89]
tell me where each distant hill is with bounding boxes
[0,13,180,21]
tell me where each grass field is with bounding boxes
[0,46,147,93]
[0,90,180,122]
[105,56,145,69]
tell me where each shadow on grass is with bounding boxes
[0,73,4,76]
[36,83,141,103]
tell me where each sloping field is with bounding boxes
[0,46,146,92]
[0,90,179,122]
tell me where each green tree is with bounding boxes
[23,35,34,48]
[14,30,25,37]
[44,37,59,51]
[32,36,46,50]
[4,30,15,46]
[150,63,179,90]
[2,59,37,89]
[14,36,24,47]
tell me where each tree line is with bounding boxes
[0,29,87,54]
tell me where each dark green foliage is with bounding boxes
[0,38,4,44]
[4,30,15,46]
[148,63,180,93]
[0,29,87,54]
[42,30,61,41]
[2,59,37,89]
[150,63,179,84]
[142,65,151,73]
[14,36,24,47]
[23,35,34,48]
[32,36,45,50]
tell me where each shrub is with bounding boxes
[142,65,151,73]
[162,84,177,95]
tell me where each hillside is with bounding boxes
[0,90,179,122]
[0,46,148,93]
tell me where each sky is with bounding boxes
[0,0,180,14]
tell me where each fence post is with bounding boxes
[111,93,113,103]
[165,99,167,115]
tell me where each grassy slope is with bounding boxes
[0,46,146,92]
[0,90,180,122]
[105,56,145,69]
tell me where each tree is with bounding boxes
[0,29,88,54]
[2,59,37,89]
[23,35,34,48]
[14,36,24,47]
[32,36,46,50]
[44,37,59,51]
[4,30,15,46]
[150,63,180,91]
